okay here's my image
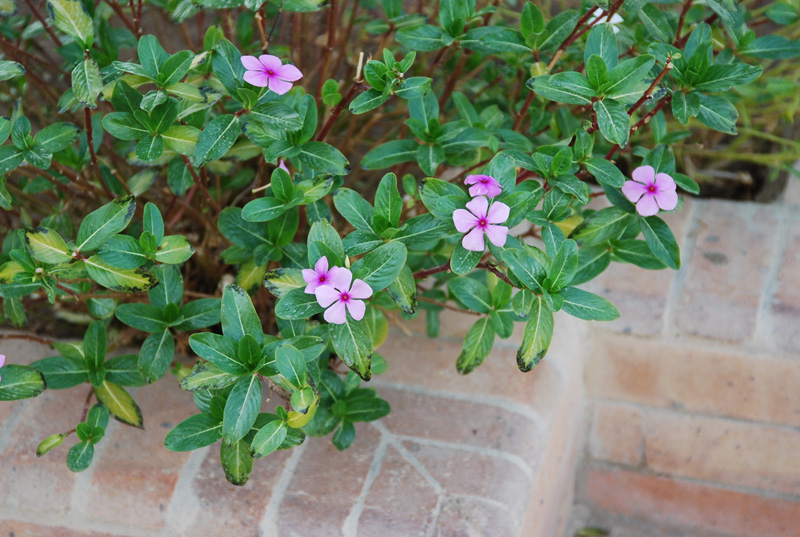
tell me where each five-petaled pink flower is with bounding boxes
[314,269,373,325]
[621,165,678,217]
[464,174,502,198]
[453,196,510,252]
[302,256,344,295]
[241,55,303,95]
[0,354,5,383]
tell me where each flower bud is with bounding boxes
[36,433,65,457]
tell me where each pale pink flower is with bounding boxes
[0,354,5,383]
[464,174,502,198]
[278,160,290,174]
[452,196,510,252]
[241,55,303,95]
[621,165,678,217]
[302,256,345,294]
[314,268,373,324]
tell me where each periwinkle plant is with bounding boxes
[0,0,796,486]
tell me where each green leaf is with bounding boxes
[25,227,71,264]
[693,64,762,92]
[0,61,25,81]
[221,284,262,343]
[84,320,106,373]
[33,122,79,153]
[37,433,65,457]
[149,264,183,309]
[192,114,240,167]
[47,0,93,48]
[602,56,655,99]
[174,298,221,331]
[102,112,149,140]
[570,207,632,246]
[76,196,136,252]
[450,242,482,275]
[72,59,103,108]
[0,365,46,401]
[138,329,174,383]
[639,3,671,42]
[696,94,738,135]
[241,196,286,223]
[349,89,389,114]
[386,266,417,314]
[331,318,372,380]
[276,344,307,388]
[222,374,262,445]
[671,91,700,126]
[0,146,24,175]
[516,295,553,372]
[420,177,469,221]
[585,23,618,69]
[456,317,495,375]
[135,134,164,162]
[165,413,223,451]
[161,125,200,156]
[249,102,303,130]
[640,215,680,270]
[188,332,248,374]
[155,235,194,264]
[274,287,325,320]
[560,287,619,321]
[593,99,629,148]
[503,248,547,292]
[529,75,593,105]
[66,441,94,472]
[251,420,287,458]
[395,24,448,51]
[584,158,625,188]
[219,439,253,486]
[180,362,238,391]
[535,9,578,51]
[158,50,194,87]
[115,303,165,332]
[84,255,157,292]
[30,356,88,389]
[104,354,146,387]
[297,142,350,175]
[740,35,800,59]
[361,139,419,169]
[611,239,667,269]
[448,277,492,313]
[544,239,578,292]
[333,188,375,232]
[375,173,402,229]
[93,380,143,428]
[351,241,407,292]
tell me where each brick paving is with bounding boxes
[3,187,800,537]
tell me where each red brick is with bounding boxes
[770,210,800,352]
[435,496,518,537]
[0,521,118,537]
[645,413,800,496]
[0,387,88,515]
[677,200,778,343]
[587,333,800,428]
[589,402,644,466]
[583,466,800,537]
[84,377,198,529]
[277,422,382,536]
[357,445,440,537]
[402,441,531,513]
[0,338,53,366]
[377,388,543,463]
[185,440,293,536]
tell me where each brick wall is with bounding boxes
[574,183,800,537]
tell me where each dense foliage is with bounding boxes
[0,0,797,486]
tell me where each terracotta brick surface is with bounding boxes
[645,412,800,496]
[676,200,778,343]
[589,402,644,466]
[582,466,800,537]
[356,445,440,537]
[586,332,800,427]
[277,422,381,537]
[435,496,518,537]
[82,379,197,530]
[770,207,800,352]
[0,521,117,537]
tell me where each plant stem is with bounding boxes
[180,156,221,213]
[85,108,114,199]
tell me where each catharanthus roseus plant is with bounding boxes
[0,0,797,487]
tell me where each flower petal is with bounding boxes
[315,285,340,308]
[621,180,649,203]
[635,194,660,217]
[0,354,5,368]
[323,300,347,324]
[462,226,486,252]
[314,256,329,275]
[277,63,303,82]
[632,165,656,184]
[484,224,508,247]
[268,77,293,95]
[465,196,489,219]
[349,279,373,299]
[453,209,478,233]
[302,268,320,293]
[329,266,352,292]
[258,54,283,72]
[241,55,264,71]
[485,182,503,198]
[346,299,366,321]
[243,70,271,87]
[486,201,510,224]
[464,174,483,186]
[468,184,488,197]
[655,188,678,211]
[654,172,677,192]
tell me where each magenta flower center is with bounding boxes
[477,218,488,228]
[648,184,657,193]
[340,292,351,303]
[481,178,488,184]
[318,275,326,283]
[266,69,275,75]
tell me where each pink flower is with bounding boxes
[621,165,679,217]
[314,268,373,325]
[278,160,290,174]
[241,55,303,95]
[452,196,510,252]
[302,256,345,294]
[0,354,5,383]
[464,174,502,198]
